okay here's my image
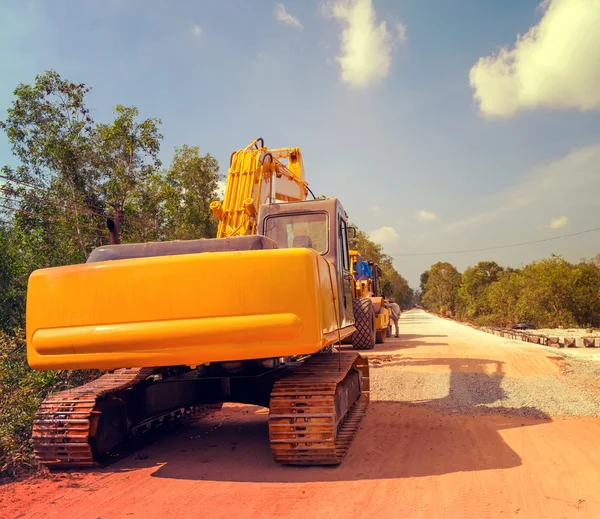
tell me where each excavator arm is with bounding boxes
[210,138,309,238]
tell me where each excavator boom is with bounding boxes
[210,138,309,238]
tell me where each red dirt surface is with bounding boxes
[2,311,600,518]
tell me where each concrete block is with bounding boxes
[583,337,596,347]
[564,337,576,348]
[546,337,560,348]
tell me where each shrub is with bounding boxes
[0,330,99,479]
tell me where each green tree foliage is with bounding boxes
[486,269,524,327]
[0,331,99,478]
[0,71,104,261]
[422,255,600,327]
[518,256,580,327]
[94,105,163,237]
[571,261,600,327]
[162,145,220,240]
[419,270,429,293]
[421,262,462,315]
[0,224,26,333]
[456,261,503,320]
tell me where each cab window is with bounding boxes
[263,212,329,254]
[339,218,350,270]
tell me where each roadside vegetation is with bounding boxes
[0,71,411,479]
[418,256,600,328]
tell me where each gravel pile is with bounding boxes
[369,354,600,419]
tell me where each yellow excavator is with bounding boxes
[349,251,390,345]
[27,138,372,468]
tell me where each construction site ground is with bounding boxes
[3,309,600,518]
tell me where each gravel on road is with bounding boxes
[368,311,600,419]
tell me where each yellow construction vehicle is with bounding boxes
[27,138,371,468]
[348,251,390,346]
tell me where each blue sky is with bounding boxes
[1,0,599,286]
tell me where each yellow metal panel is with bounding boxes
[27,248,340,370]
[376,313,389,331]
[214,140,309,238]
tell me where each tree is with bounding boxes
[570,261,600,327]
[380,262,413,307]
[94,105,163,241]
[422,262,461,315]
[162,145,220,240]
[0,71,104,260]
[518,256,579,327]
[419,270,429,293]
[0,224,26,333]
[456,261,503,321]
[486,269,525,327]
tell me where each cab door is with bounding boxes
[337,213,354,327]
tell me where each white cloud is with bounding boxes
[274,3,303,30]
[191,25,202,37]
[326,0,404,89]
[445,143,600,232]
[469,0,600,117]
[369,226,400,247]
[415,210,438,222]
[549,216,569,228]
[396,22,407,45]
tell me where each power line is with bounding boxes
[390,227,600,257]
[0,202,108,234]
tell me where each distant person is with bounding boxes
[385,301,400,338]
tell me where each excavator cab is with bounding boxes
[259,198,354,329]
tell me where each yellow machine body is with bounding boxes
[27,247,352,371]
[349,250,390,339]
[25,140,371,469]
[210,139,309,239]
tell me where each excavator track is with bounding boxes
[32,367,156,468]
[268,352,369,465]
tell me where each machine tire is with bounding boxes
[352,298,376,350]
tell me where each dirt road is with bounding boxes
[3,310,600,518]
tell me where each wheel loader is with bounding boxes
[26,139,372,468]
[348,251,390,346]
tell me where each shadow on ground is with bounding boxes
[92,354,551,483]
[340,333,449,353]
